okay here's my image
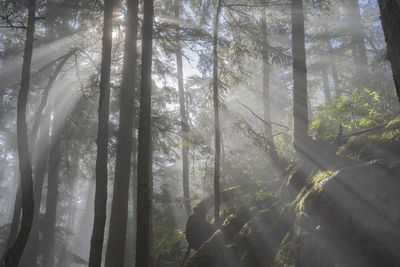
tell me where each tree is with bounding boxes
[42,106,62,267]
[174,0,191,219]
[135,0,154,266]
[378,0,400,103]
[104,0,139,266]
[21,49,76,267]
[212,0,222,228]
[291,0,309,159]
[0,1,36,266]
[88,0,114,266]
[346,0,368,71]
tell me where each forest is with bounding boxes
[0,0,399,266]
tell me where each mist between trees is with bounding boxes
[0,0,399,267]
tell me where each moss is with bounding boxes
[272,228,297,267]
[231,207,292,267]
[183,230,239,267]
[291,170,334,215]
[337,116,400,160]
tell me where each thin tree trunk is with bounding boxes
[261,18,284,176]
[104,0,139,266]
[127,124,138,267]
[22,49,74,267]
[347,0,368,70]
[174,0,191,219]
[135,0,154,266]
[212,0,222,228]
[378,0,400,103]
[88,0,114,266]
[321,67,332,103]
[1,1,36,266]
[20,106,51,267]
[42,122,62,267]
[4,186,22,255]
[325,26,340,97]
[291,0,308,158]
[29,49,76,150]
[261,19,274,143]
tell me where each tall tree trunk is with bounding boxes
[42,119,62,267]
[4,186,22,257]
[212,0,222,228]
[174,0,191,219]
[378,0,400,103]
[127,126,138,267]
[20,106,51,267]
[347,0,368,70]
[29,50,76,150]
[291,0,309,158]
[261,18,284,175]
[324,26,340,97]
[104,0,139,266]
[1,1,36,266]
[261,19,273,143]
[22,49,74,267]
[321,67,332,103]
[135,0,154,266]
[88,0,114,266]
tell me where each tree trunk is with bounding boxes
[378,0,400,103]
[4,186,22,256]
[291,0,309,158]
[347,0,368,70]
[135,0,154,266]
[42,121,62,267]
[29,50,76,150]
[104,0,139,266]
[212,0,222,228]
[261,19,273,143]
[88,0,114,266]
[174,0,191,219]
[325,26,340,97]
[321,67,332,103]
[22,49,74,267]
[20,106,51,267]
[1,1,36,266]
[261,18,284,176]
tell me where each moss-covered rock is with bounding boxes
[183,230,240,267]
[273,162,400,267]
[222,206,252,239]
[338,116,400,161]
[231,207,292,267]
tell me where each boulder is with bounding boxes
[274,162,400,267]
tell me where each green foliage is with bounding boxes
[311,88,396,139]
[153,227,186,267]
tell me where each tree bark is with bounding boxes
[291,0,309,158]
[347,0,368,71]
[174,0,191,219]
[42,119,62,267]
[88,0,114,266]
[212,0,222,228]
[261,19,274,143]
[104,0,139,266]
[20,106,50,267]
[1,1,36,266]
[324,26,340,97]
[321,67,332,103]
[378,0,400,104]
[4,186,22,258]
[135,0,154,266]
[29,49,76,150]
[22,50,75,267]
[260,18,284,175]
